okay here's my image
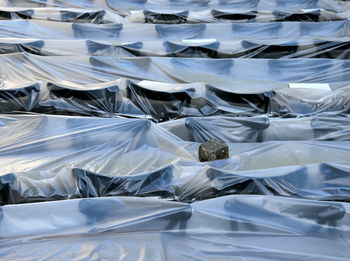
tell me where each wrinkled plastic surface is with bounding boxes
[1,195,350,260]
[161,116,350,142]
[0,54,347,89]
[2,114,350,204]
[0,20,348,39]
[0,55,349,120]
[1,0,350,260]
[127,9,349,23]
[0,7,125,23]
[0,6,348,24]
[0,0,348,12]
[106,0,350,13]
[0,54,350,121]
[1,38,350,59]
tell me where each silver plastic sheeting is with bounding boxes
[1,38,350,59]
[0,20,348,40]
[161,116,350,142]
[126,9,349,23]
[0,55,349,91]
[106,0,350,13]
[0,0,348,12]
[0,7,348,23]
[1,80,350,120]
[0,0,350,260]
[0,7,125,23]
[0,0,109,9]
[1,114,350,204]
[0,196,349,260]
[0,0,347,26]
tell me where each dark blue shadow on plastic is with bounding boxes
[86,40,143,56]
[273,10,320,22]
[43,82,122,115]
[212,10,257,21]
[0,83,40,113]
[60,10,106,23]
[72,23,123,38]
[73,165,175,198]
[144,10,189,24]
[0,9,34,19]
[240,40,299,58]
[232,22,283,38]
[164,41,220,58]
[219,0,258,8]
[156,24,206,39]
[0,40,44,55]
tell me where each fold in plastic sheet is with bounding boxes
[0,20,348,40]
[0,195,349,260]
[1,38,350,59]
[2,114,350,204]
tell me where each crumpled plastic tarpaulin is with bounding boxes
[0,20,348,39]
[0,195,349,260]
[0,55,349,119]
[0,7,348,23]
[1,79,350,120]
[1,114,350,205]
[0,0,348,12]
[0,54,349,88]
[1,38,350,59]
[0,0,349,260]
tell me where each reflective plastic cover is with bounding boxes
[0,0,350,260]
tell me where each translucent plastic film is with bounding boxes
[0,54,349,88]
[105,0,350,13]
[1,80,350,120]
[0,55,349,119]
[0,0,348,12]
[1,196,349,260]
[0,0,349,259]
[126,9,349,23]
[0,7,125,23]
[161,116,350,142]
[0,7,347,24]
[2,114,350,204]
[1,38,350,59]
[0,20,348,39]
